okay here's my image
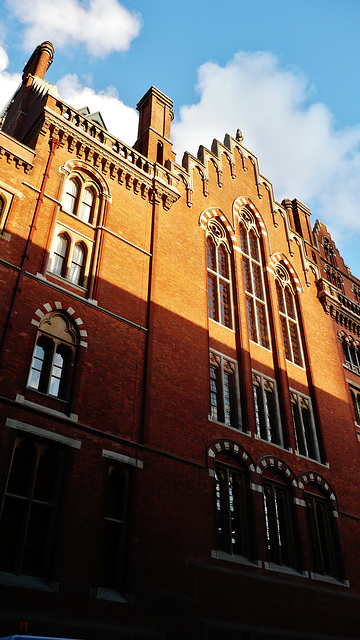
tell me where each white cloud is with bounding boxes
[172,51,360,244]
[6,0,141,57]
[57,74,138,144]
[0,46,21,116]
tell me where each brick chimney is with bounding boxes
[22,41,54,81]
[134,86,175,165]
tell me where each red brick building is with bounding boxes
[0,42,360,640]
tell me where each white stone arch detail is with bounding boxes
[31,302,88,348]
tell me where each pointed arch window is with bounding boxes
[79,188,94,223]
[27,312,78,401]
[239,210,270,348]
[342,336,360,373]
[51,234,69,278]
[63,179,79,215]
[62,173,99,225]
[68,243,85,285]
[49,233,88,288]
[206,219,233,329]
[275,265,303,367]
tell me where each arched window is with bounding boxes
[262,468,299,569]
[239,210,270,348]
[78,188,94,223]
[275,265,303,367]
[63,179,79,215]
[206,219,233,328]
[156,141,163,164]
[50,234,69,277]
[27,312,78,401]
[214,454,253,560]
[0,435,64,579]
[99,464,131,593]
[68,243,85,285]
[342,337,360,373]
[350,386,360,424]
[322,237,337,267]
[304,481,342,580]
[62,173,99,225]
[49,233,88,288]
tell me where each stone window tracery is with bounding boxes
[275,264,303,367]
[209,351,240,429]
[206,219,233,329]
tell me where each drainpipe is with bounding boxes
[0,136,60,367]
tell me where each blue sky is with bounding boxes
[1,0,360,276]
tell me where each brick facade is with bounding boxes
[0,42,360,639]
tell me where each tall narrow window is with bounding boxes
[61,173,99,225]
[342,337,360,373]
[63,179,79,215]
[275,266,303,366]
[206,219,233,328]
[27,312,78,401]
[305,482,342,580]
[263,471,298,569]
[350,386,360,424]
[252,372,283,446]
[210,352,239,428]
[214,461,252,559]
[239,210,270,348]
[290,391,321,461]
[0,436,64,579]
[50,234,68,278]
[99,464,131,594]
[79,188,94,223]
[68,243,85,285]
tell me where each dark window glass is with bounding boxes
[305,486,342,580]
[100,465,131,593]
[0,438,64,579]
[215,464,252,559]
[263,477,298,569]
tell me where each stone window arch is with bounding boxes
[239,208,270,349]
[27,311,79,401]
[206,218,233,329]
[274,263,303,367]
[209,443,255,561]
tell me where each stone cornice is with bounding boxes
[36,107,181,210]
[0,131,35,173]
